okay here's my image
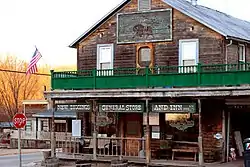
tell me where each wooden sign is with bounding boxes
[117,9,172,44]
[56,104,91,111]
[151,103,196,113]
[99,104,144,112]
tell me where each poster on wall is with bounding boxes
[72,120,81,138]
[143,113,159,125]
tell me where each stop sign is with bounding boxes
[13,113,27,129]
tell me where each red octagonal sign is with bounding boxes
[13,113,27,129]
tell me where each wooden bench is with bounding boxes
[171,141,199,161]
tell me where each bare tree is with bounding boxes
[0,56,50,121]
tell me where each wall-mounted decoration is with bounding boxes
[169,120,195,131]
[117,9,172,44]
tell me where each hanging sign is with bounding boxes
[99,104,144,112]
[56,104,91,111]
[169,120,195,131]
[151,103,196,113]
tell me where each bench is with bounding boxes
[171,141,199,161]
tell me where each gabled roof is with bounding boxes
[69,0,250,48]
[163,0,250,42]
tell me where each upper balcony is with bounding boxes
[51,63,250,90]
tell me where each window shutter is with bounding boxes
[138,0,150,11]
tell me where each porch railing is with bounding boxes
[10,130,72,141]
[51,62,250,90]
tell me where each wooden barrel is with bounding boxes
[44,157,59,167]
[75,160,91,167]
[111,159,128,167]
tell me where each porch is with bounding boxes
[51,63,250,90]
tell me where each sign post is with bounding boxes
[13,113,27,167]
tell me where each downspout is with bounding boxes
[225,39,233,64]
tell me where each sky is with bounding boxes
[0,0,250,67]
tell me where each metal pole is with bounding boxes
[18,128,22,167]
[145,99,151,164]
[51,107,55,157]
[198,99,204,166]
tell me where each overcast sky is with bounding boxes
[0,0,249,67]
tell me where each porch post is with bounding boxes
[145,99,151,164]
[198,98,204,166]
[49,99,56,158]
[222,110,226,162]
[92,100,97,160]
[226,111,231,162]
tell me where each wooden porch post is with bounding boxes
[49,99,56,158]
[226,111,231,162]
[198,99,204,166]
[92,100,97,160]
[222,110,226,162]
[145,99,151,164]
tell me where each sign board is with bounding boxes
[151,103,196,113]
[56,104,91,111]
[72,120,81,137]
[143,113,159,125]
[117,9,172,44]
[99,104,144,112]
[13,113,27,129]
[246,143,250,151]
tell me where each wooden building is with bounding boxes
[44,0,250,165]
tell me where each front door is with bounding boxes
[124,113,142,156]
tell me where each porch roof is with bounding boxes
[32,110,77,118]
[44,86,250,99]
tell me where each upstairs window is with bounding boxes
[238,44,246,70]
[139,47,151,67]
[138,0,151,11]
[179,39,199,73]
[239,44,246,63]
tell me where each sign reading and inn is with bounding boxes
[151,103,196,113]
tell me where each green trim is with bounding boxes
[51,63,250,90]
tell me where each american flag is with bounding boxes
[26,48,42,75]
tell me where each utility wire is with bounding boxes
[0,68,51,76]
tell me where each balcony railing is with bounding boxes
[51,63,250,90]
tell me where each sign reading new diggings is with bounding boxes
[151,103,196,113]
[117,9,172,44]
[56,104,91,111]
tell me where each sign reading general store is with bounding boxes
[56,104,91,111]
[99,104,144,112]
[151,103,196,113]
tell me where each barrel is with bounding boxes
[44,157,59,167]
[111,159,128,167]
[75,160,91,167]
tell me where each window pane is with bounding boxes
[100,62,111,69]
[239,45,245,62]
[100,46,112,63]
[183,59,195,66]
[139,47,151,62]
[182,42,197,60]
[139,0,150,11]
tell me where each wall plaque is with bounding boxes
[151,103,196,113]
[99,104,144,112]
[117,9,172,44]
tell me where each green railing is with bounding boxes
[51,63,250,90]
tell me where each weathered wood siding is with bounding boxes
[77,0,224,70]
[202,99,224,162]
